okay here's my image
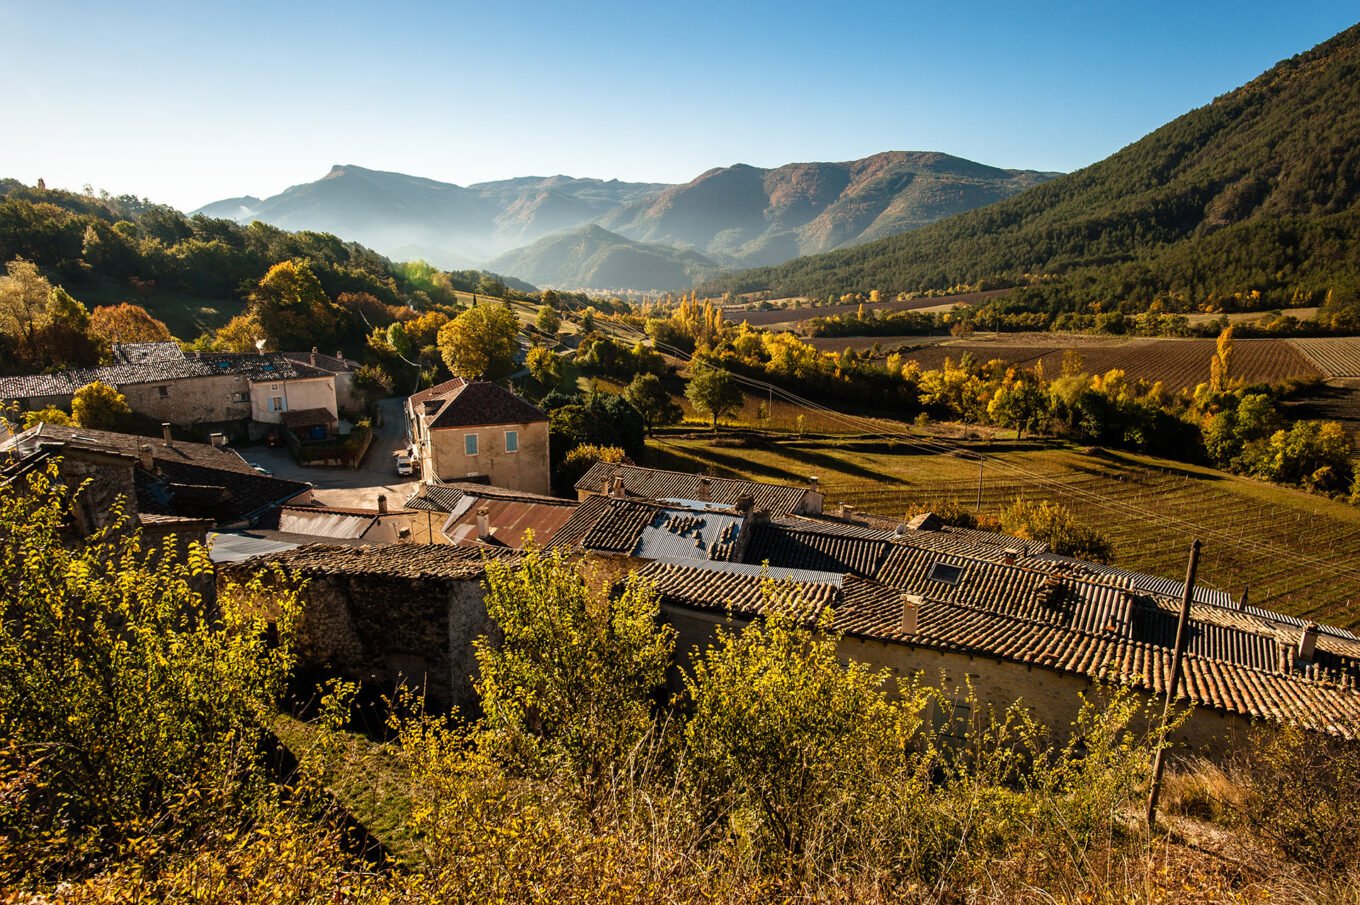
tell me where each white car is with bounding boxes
[395,453,414,476]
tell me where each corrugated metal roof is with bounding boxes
[277,508,376,539]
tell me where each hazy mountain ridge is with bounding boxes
[196,153,1057,289]
[483,224,722,292]
[704,23,1360,301]
[599,151,1056,267]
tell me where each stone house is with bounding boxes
[405,379,550,495]
[574,461,824,516]
[221,543,512,710]
[0,347,337,442]
[284,349,362,417]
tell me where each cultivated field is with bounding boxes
[649,435,1360,628]
[1288,337,1360,378]
[809,334,1324,389]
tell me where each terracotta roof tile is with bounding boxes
[576,462,811,515]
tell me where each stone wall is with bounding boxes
[226,567,491,711]
[120,373,252,428]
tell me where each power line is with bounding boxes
[596,314,1360,584]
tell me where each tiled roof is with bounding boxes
[0,352,331,399]
[1,423,258,474]
[1026,553,1237,608]
[546,494,615,550]
[283,350,358,373]
[578,498,664,554]
[405,480,569,513]
[641,558,1360,738]
[576,462,812,515]
[239,542,514,580]
[743,521,891,577]
[440,497,580,549]
[280,407,337,429]
[111,342,185,364]
[136,460,311,524]
[409,379,547,429]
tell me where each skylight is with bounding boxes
[927,562,964,585]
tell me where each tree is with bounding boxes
[475,548,674,801]
[535,304,561,336]
[89,302,174,346]
[987,370,1049,438]
[624,372,682,436]
[526,345,562,388]
[0,461,300,882]
[1209,325,1235,392]
[71,380,131,430]
[437,303,520,380]
[684,595,922,859]
[247,260,342,351]
[999,498,1115,563]
[557,442,629,490]
[685,362,743,431]
[20,406,72,428]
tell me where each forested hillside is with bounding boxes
[0,180,533,339]
[484,224,722,291]
[707,21,1360,309]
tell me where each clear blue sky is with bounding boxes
[2,1,1356,211]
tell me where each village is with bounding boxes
[4,339,1358,761]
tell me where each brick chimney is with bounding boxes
[476,506,491,540]
[697,477,711,502]
[376,494,388,514]
[610,475,626,499]
[1298,622,1319,664]
[1002,548,1019,566]
[900,593,922,635]
[161,422,173,447]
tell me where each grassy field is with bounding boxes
[70,278,247,341]
[648,433,1360,629]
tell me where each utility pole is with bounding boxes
[1146,538,1201,829]
[975,459,984,512]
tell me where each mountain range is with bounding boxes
[705,22,1360,304]
[484,225,722,292]
[196,153,1057,290]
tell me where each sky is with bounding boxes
[2,1,1357,212]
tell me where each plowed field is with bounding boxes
[810,335,1322,389]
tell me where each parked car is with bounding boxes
[247,462,273,476]
[395,452,414,476]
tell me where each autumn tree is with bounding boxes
[89,302,174,346]
[475,548,674,800]
[437,303,520,380]
[71,380,132,431]
[1209,325,1235,392]
[624,372,682,435]
[685,361,743,430]
[247,260,342,351]
[0,461,300,884]
[535,303,561,336]
[0,259,98,370]
[526,345,563,388]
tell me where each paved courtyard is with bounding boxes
[235,396,422,509]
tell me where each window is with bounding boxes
[269,396,285,413]
[157,385,169,398]
[926,562,963,585]
[504,430,519,453]
[231,391,248,403]
[464,433,479,456]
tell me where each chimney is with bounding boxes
[376,494,388,514]
[336,350,344,363]
[610,475,626,499]
[1002,548,1019,566]
[1238,585,1250,611]
[1298,623,1319,664]
[137,443,154,471]
[310,346,318,367]
[476,506,491,540]
[808,475,819,492]
[900,593,922,636]
[209,432,227,447]
[697,477,711,502]
[753,509,771,524]
[161,423,173,447]
[838,502,851,518]
[734,493,754,515]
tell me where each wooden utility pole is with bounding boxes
[975,459,984,512]
[1146,538,1201,829]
